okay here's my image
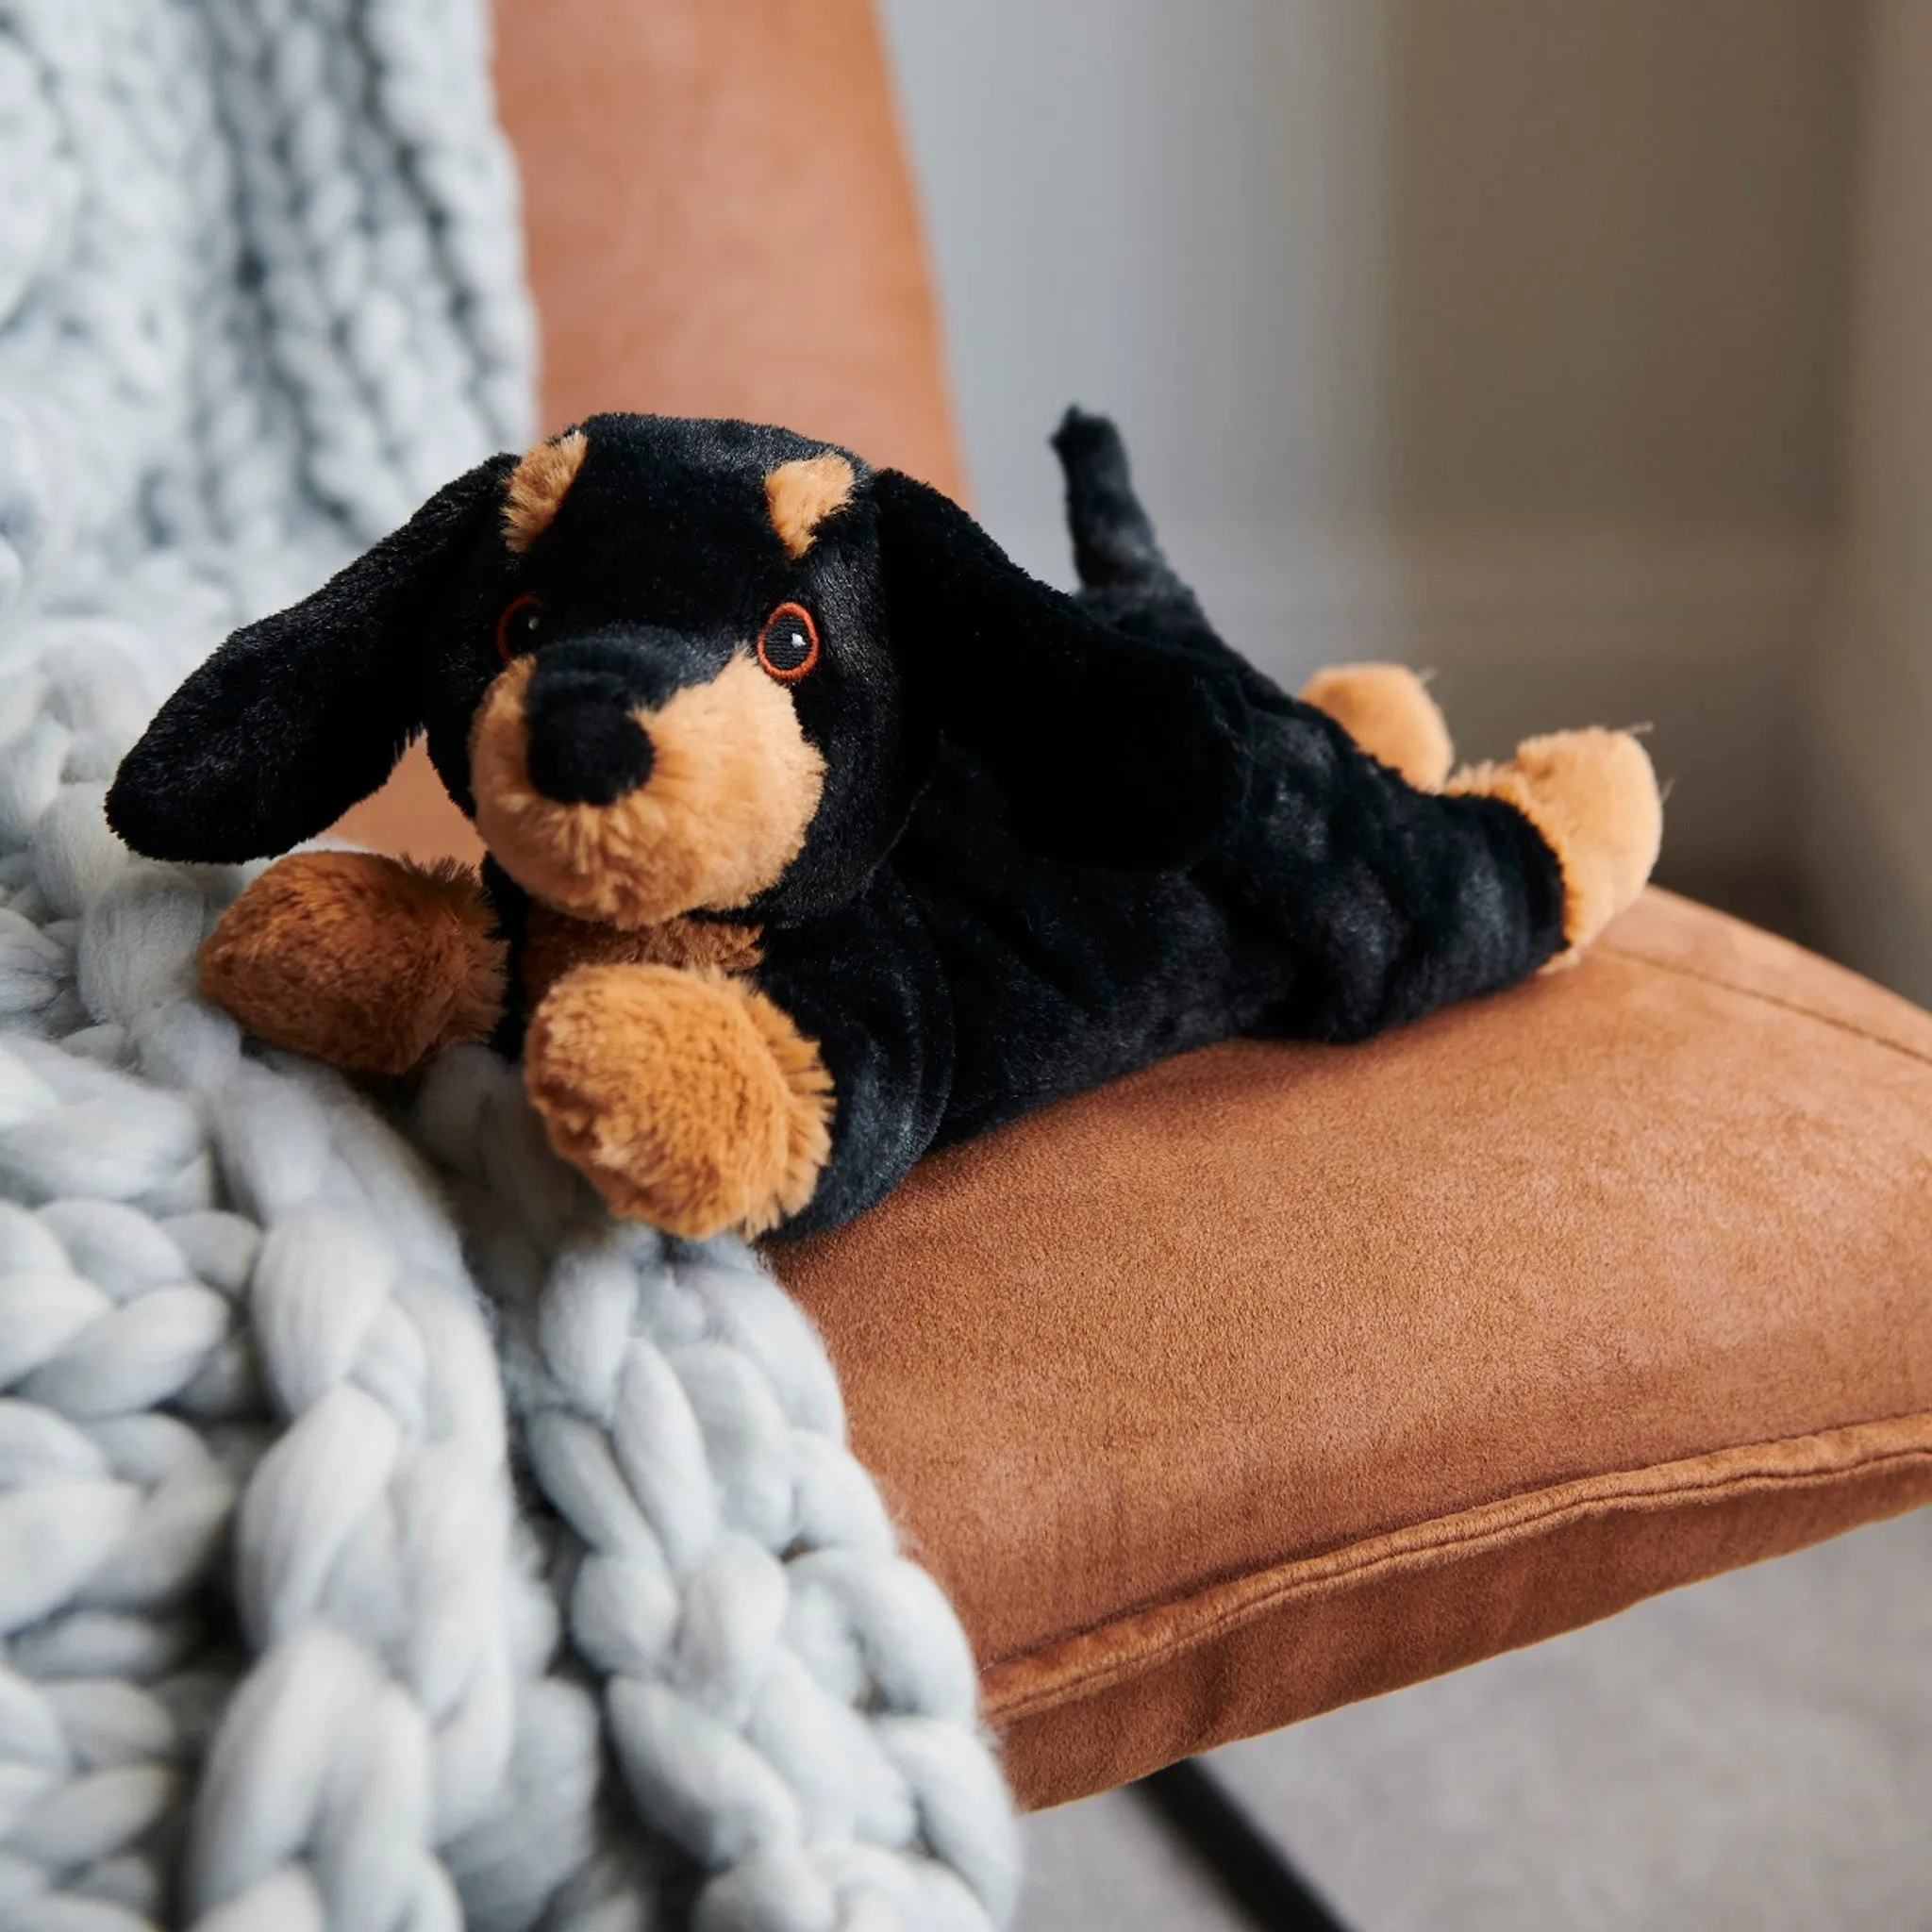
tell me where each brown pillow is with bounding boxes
[769,891,1932,1809]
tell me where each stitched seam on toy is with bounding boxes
[1598,941,1932,1074]
[981,1416,1932,1721]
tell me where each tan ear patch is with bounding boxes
[765,452,856,558]
[504,428,589,552]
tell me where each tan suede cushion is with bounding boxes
[769,891,1932,1809]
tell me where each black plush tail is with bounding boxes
[1051,407,1208,634]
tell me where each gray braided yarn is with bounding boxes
[0,3,1019,1926]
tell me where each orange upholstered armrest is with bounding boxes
[772,892,1932,1807]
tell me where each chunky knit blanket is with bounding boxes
[0,5,1016,1928]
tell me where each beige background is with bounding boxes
[880,0,1866,921]
[1808,0,1932,1004]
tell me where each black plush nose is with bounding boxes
[524,635,667,806]
[525,701,655,806]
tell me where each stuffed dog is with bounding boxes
[107,410,1660,1239]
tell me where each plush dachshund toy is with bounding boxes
[107,410,1660,1240]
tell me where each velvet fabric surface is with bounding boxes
[116,405,1598,1239]
[771,890,1932,1807]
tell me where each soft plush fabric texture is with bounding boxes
[773,890,1932,1809]
[114,405,1653,1242]
[0,4,1014,1926]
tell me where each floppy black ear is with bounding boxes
[108,455,515,862]
[869,469,1249,869]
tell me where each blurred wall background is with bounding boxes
[879,0,1877,960]
[1809,1,1932,1002]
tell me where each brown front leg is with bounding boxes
[199,851,506,1074]
[523,962,832,1239]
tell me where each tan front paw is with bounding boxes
[524,963,832,1239]
[200,851,504,1074]
[1448,728,1661,956]
[1301,663,1454,791]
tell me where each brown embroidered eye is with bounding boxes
[496,592,543,662]
[757,602,820,683]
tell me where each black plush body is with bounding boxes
[109,409,1625,1241]
[756,418,1561,1231]
[755,724,1562,1241]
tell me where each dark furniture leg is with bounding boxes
[1133,1757,1353,1931]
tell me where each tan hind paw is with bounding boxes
[524,962,832,1239]
[1448,728,1661,957]
[1301,663,1454,791]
